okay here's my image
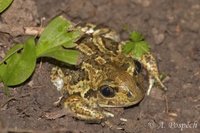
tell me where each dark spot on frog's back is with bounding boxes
[76,33,92,43]
[84,89,97,99]
[102,37,118,54]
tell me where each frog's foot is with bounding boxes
[104,120,124,130]
[140,53,167,95]
[52,96,63,106]
[63,95,114,121]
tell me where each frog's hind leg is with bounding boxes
[63,95,114,121]
[140,53,167,95]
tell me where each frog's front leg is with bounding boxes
[63,95,114,120]
[140,53,167,95]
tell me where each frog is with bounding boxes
[50,23,166,121]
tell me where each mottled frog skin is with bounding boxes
[51,23,166,120]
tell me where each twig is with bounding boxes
[1,94,30,109]
[1,128,81,133]
[0,23,44,37]
[45,108,74,120]
[24,27,44,36]
[165,94,169,113]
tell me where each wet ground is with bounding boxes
[0,0,200,132]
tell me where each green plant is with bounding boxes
[0,16,82,95]
[0,0,13,13]
[122,31,150,60]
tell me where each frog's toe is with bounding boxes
[50,67,65,91]
[147,75,167,95]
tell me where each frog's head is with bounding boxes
[96,70,145,107]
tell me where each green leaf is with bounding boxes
[0,43,23,65]
[0,37,36,86]
[0,0,13,13]
[40,46,80,65]
[160,73,167,81]
[122,41,135,54]
[132,41,150,60]
[122,31,150,60]
[36,16,82,58]
[122,25,130,31]
[130,31,144,42]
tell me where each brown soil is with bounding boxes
[0,0,199,133]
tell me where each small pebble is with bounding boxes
[182,83,192,89]
[131,0,151,7]
[154,33,165,45]
[152,28,165,44]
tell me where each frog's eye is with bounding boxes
[99,85,115,97]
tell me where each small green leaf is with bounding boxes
[0,37,36,86]
[0,43,23,65]
[160,73,167,81]
[130,31,144,42]
[122,25,130,31]
[122,41,135,54]
[36,16,82,58]
[123,31,150,60]
[0,0,13,12]
[132,41,150,60]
